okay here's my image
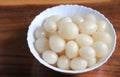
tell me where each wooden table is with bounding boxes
[0,0,120,77]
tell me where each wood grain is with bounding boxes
[0,0,111,6]
[0,0,120,77]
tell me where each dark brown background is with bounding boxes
[0,0,120,77]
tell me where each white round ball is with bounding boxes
[87,57,96,67]
[79,21,97,34]
[84,13,96,22]
[57,17,72,24]
[43,20,57,32]
[75,34,93,47]
[79,46,95,59]
[58,22,79,39]
[57,55,70,70]
[70,57,87,70]
[93,41,108,58]
[35,37,49,53]
[34,27,46,39]
[57,17,72,29]
[49,35,65,53]
[46,15,61,22]
[92,32,112,44]
[42,50,58,64]
[72,16,84,25]
[65,41,79,58]
[97,19,107,31]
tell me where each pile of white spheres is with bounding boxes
[34,14,112,70]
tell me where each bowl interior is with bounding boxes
[27,5,116,74]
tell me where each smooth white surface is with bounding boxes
[43,20,57,32]
[79,20,97,34]
[72,15,84,25]
[97,19,107,31]
[57,17,72,26]
[79,46,95,59]
[75,34,93,47]
[93,41,108,58]
[49,35,65,53]
[46,15,62,22]
[42,50,58,64]
[58,22,79,39]
[92,31,112,45]
[87,57,96,67]
[34,27,46,39]
[70,57,87,70]
[34,37,49,53]
[57,55,70,70]
[65,41,78,58]
[84,13,96,22]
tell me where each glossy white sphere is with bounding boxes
[65,41,79,58]
[34,27,46,39]
[57,55,70,70]
[79,21,97,34]
[43,20,57,32]
[75,34,93,47]
[79,46,95,59]
[87,57,96,67]
[92,32,112,44]
[70,57,87,70]
[49,35,65,53]
[97,19,107,31]
[57,17,72,23]
[93,41,108,58]
[84,13,96,22]
[47,15,61,22]
[35,37,49,53]
[42,50,58,64]
[58,22,79,39]
[57,17,72,28]
[72,16,84,25]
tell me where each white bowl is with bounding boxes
[27,5,116,74]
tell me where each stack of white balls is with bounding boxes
[34,14,112,70]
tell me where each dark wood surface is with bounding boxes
[0,1,120,77]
